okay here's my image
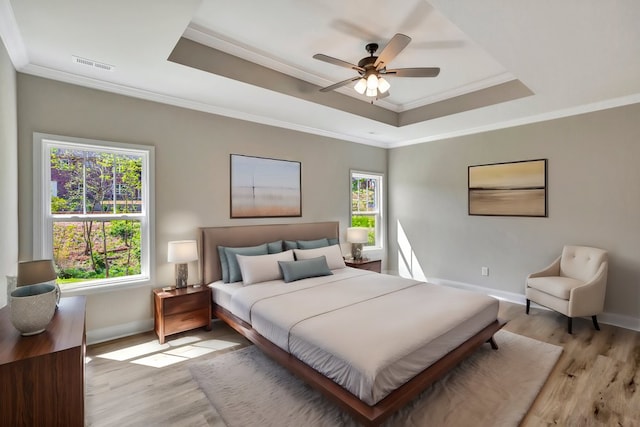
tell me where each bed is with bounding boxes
[200,222,502,426]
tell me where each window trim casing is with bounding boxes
[33,132,155,294]
[350,169,384,251]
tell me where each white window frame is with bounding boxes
[350,170,384,251]
[33,133,155,294]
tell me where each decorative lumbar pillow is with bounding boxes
[278,256,333,283]
[236,250,294,285]
[328,237,339,246]
[297,238,329,249]
[267,240,283,254]
[293,244,346,270]
[223,243,269,283]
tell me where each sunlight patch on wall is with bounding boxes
[397,220,426,281]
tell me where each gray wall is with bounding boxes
[388,103,640,323]
[0,37,18,308]
[17,74,386,340]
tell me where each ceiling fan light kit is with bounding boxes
[314,33,441,101]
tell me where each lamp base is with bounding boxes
[351,243,364,261]
[175,263,188,288]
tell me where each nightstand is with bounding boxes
[344,258,382,273]
[153,285,212,344]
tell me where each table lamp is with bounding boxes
[346,227,368,261]
[168,240,198,288]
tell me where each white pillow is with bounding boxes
[294,244,346,270]
[236,250,294,285]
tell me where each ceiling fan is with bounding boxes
[313,33,440,99]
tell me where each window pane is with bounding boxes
[50,147,85,214]
[352,177,378,213]
[113,154,143,213]
[351,214,376,246]
[53,219,142,286]
[49,148,144,215]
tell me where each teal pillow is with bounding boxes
[297,238,329,249]
[267,240,283,254]
[224,244,269,283]
[278,256,333,283]
[218,246,230,283]
[284,240,298,250]
[328,238,339,246]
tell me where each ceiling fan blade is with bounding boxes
[374,33,411,69]
[385,67,441,77]
[377,90,390,99]
[319,76,361,92]
[313,54,364,72]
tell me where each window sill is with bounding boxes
[60,276,152,296]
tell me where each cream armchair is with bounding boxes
[525,245,608,334]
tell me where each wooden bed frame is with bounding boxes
[200,222,502,426]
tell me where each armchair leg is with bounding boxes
[567,317,573,334]
[526,299,530,314]
[592,315,600,331]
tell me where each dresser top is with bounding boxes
[0,295,86,365]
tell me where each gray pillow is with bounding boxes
[267,240,283,254]
[284,240,298,250]
[278,256,333,283]
[223,243,269,283]
[217,246,230,283]
[297,238,329,249]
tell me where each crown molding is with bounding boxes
[0,0,29,69]
[20,62,389,148]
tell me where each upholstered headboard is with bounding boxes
[199,222,340,285]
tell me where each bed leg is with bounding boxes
[487,336,499,350]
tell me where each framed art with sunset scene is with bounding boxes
[230,154,302,218]
[468,159,547,217]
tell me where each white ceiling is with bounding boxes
[2,0,640,148]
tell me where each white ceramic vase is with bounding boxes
[10,283,57,336]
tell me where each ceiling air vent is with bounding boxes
[72,55,114,72]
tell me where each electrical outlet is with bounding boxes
[481,267,489,276]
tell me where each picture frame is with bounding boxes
[230,154,302,218]
[468,159,547,217]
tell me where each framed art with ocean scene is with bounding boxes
[230,154,301,218]
[468,159,547,217]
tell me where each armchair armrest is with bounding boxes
[527,256,561,280]
[568,262,608,317]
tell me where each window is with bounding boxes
[350,170,383,249]
[34,133,154,291]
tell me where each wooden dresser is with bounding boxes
[0,296,87,427]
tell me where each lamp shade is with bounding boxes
[354,78,367,94]
[17,260,57,286]
[377,77,390,93]
[346,227,368,244]
[167,240,198,263]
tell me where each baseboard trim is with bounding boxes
[86,318,154,345]
[426,277,640,332]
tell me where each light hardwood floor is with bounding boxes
[85,301,640,426]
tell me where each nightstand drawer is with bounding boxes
[164,307,210,335]
[164,292,208,315]
[345,259,381,273]
[357,261,381,272]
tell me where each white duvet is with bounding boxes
[217,268,499,405]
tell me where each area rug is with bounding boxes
[189,330,562,427]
